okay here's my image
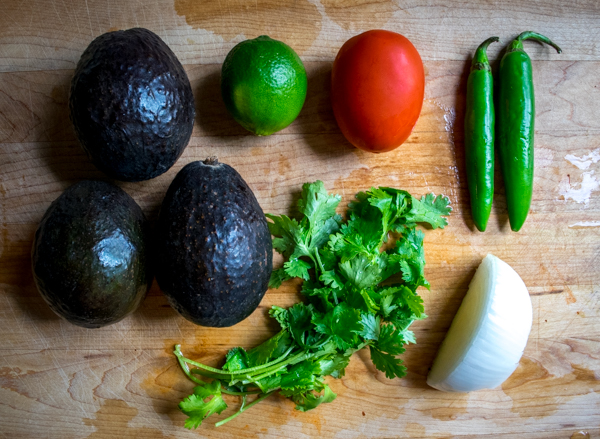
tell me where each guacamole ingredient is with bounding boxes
[497,31,561,231]
[32,181,152,328]
[427,254,532,392]
[331,30,425,153]
[155,158,272,327]
[465,37,499,232]
[70,28,195,182]
[175,182,451,427]
[221,35,307,136]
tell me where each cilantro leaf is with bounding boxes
[266,214,306,258]
[358,313,380,340]
[318,248,338,271]
[367,187,394,213]
[297,181,342,230]
[404,194,452,229]
[399,328,416,344]
[270,306,288,329]
[288,385,337,412]
[328,229,365,263]
[179,381,228,429]
[339,254,381,290]
[380,292,397,317]
[255,374,283,393]
[383,228,429,289]
[310,216,342,249]
[246,330,292,367]
[312,303,362,350]
[376,324,406,356]
[400,288,425,319]
[345,286,380,314]
[269,267,291,289]
[319,270,344,290]
[332,214,382,257]
[284,258,312,280]
[280,360,322,390]
[222,347,248,371]
[287,303,316,347]
[318,354,351,377]
[370,346,407,379]
[378,285,424,321]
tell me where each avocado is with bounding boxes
[155,158,272,327]
[69,28,195,182]
[32,181,152,328]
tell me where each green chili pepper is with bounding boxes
[465,37,499,232]
[497,31,561,232]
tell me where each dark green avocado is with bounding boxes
[155,158,273,327]
[32,181,152,328]
[69,28,195,182]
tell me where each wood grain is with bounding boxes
[0,0,595,72]
[1,0,600,438]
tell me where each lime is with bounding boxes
[221,36,307,136]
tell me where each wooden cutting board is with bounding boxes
[1,1,599,437]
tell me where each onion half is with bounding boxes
[427,254,532,392]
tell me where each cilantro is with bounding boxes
[287,384,337,412]
[222,347,248,371]
[339,254,381,289]
[284,258,312,280]
[246,330,291,366]
[404,193,452,229]
[312,303,363,350]
[174,182,450,428]
[268,267,291,289]
[179,381,228,429]
[370,347,407,380]
[287,303,317,347]
[359,313,381,340]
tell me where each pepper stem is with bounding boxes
[508,31,562,54]
[471,36,500,71]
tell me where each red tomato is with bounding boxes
[331,30,425,153]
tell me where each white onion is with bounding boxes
[427,254,532,392]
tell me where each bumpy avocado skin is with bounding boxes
[155,159,273,327]
[69,28,195,182]
[32,181,152,328]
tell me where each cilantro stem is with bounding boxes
[306,253,319,279]
[221,388,262,396]
[378,196,403,248]
[214,391,276,427]
[245,351,308,382]
[178,346,295,377]
[314,250,326,276]
[174,345,206,386]
[190,367,245,383]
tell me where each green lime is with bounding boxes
[221,35,307,136]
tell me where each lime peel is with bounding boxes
[221,35,307,136]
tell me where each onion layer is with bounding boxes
[427,254,532,392]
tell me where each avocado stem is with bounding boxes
[203,156,220,166]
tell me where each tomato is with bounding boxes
[331,30,425,153]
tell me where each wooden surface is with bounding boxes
[1,1,599,438]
